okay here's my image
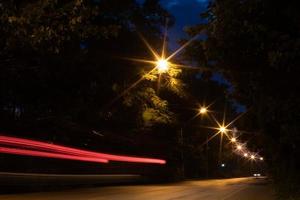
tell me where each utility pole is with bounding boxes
[206,132,209,178]
[180,127,185,178]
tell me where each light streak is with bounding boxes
[0,146,108,163]
[0,136,166,164]
[200,132,220,147]
[165,35,198,61]
[138,33,160,60]
[104,67,157,108]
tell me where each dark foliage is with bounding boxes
[185,0,300,198]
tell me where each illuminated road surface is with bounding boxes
[0,177,274,200]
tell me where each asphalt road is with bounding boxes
[0,177,274,200]
[0,172,142,186]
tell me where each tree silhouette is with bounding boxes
[184,0,300,197]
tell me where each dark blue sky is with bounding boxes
[161,0,209,49]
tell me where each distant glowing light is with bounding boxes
[219,126,227,134]
[199,107,208,114]
[260,157,264,161]
[237,145,243,150]
[244,153,248,157]
[230,137,237,143]
[250,155,255,160]
[156,59,169,73]
[221,163,226,167]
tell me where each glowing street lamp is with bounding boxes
[250,155,255,160]
[244,153,248,157]
[260,157,264,161]
[219,126,227,134]
[199,107,208,115]
[236,145,243,150]
[230,137,237,143]
[156,59,169,73]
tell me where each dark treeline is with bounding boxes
[184,0,300,198]
[1,0,255,182]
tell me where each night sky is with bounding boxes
[161,0,209,49]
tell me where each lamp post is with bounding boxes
[179,106,209,178]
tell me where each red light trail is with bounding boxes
[0,135,166,164]
[0,146,108,163]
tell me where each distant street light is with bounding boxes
[244,153,248,157]
[259,157,264,161]
[221,163,226,167]
[236,145,243,150]
[219,126,227,134]
[230,137,237,143]
[199,107,208,115]
[250,155,255,160]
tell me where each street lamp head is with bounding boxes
[237,145,242,150]
[244,153,248,157]
[219,126,227,133]
[156,59,169,73]
[250,155,255,160]
[260,157,264,161]
[230,137,237,143]
[199,107,208,114]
